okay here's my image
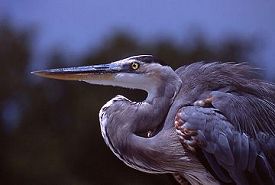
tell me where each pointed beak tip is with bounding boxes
[31,70,47,77]
[31,70,64,80]
[30,71,38,75]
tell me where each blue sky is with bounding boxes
[1,0,275,78]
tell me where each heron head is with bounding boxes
[32,55,177,94]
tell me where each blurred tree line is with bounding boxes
[0,21,257,185]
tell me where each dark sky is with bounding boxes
[1,0,275,78]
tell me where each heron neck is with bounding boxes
[134,74,182,133]
[145,74,181,104]
[125,76,182,171]
[105,71,182,173]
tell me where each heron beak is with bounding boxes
[31,63,121,81]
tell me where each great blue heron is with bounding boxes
[32,55,275,185]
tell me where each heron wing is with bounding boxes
[208,90,275,137]
[176,105,275,185]
[174,62,275,184]
[175,62,275,137]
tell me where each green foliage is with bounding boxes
[0,21,256,185]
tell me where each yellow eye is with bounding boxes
[131,62,140,70]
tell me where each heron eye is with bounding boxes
[131,62,140,70]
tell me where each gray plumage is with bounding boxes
[32,55,275,185]
[175,62,275,184]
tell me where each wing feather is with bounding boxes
[174,62,275,184]
[176,106,275,184]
